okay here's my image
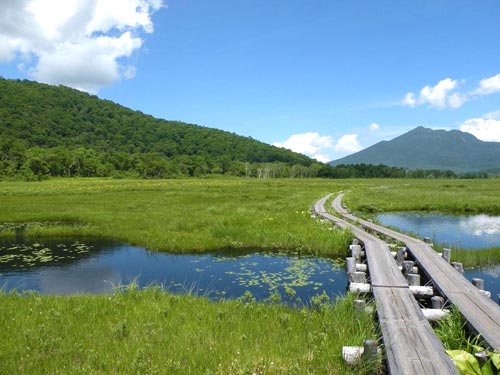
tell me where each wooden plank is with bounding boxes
[314,195,459,374]
[331,193,500,352]
[374,287,457,374]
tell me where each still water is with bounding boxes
[377,213,500,249]
[0,239,347,305]
[465,266,500,303]
[377,212,500,301]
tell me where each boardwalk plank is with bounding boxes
[331,192,500,352]
[313,194,458,374]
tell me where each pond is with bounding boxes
[0,239,347,306]
[376,213,500,249]
[377,212,500,302]
[464,266,500,303]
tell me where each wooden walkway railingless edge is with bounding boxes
[313,194,458,375]
[331,192,500,352]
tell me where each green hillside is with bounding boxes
[330,126,500,173]
[0,78,318,179]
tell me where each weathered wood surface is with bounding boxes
[331,193,500,351]
[314,194,457,375]
[374,287,457,374]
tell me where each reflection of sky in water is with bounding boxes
[0,240,347,306]
[377,213,500,249]
[465,265,500,304]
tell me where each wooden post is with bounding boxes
[349,283,371,293]
[451,262,464,274]
[402,260,414,276]
[355,263,368,272]
[407,274,421,286]
[431,296,445,309]
[354,299,366,313]
[352,271,367,284]
[350,245,362,262]
[362,339,378,363]
[346,257,356,280]
[472,278,484,290]
[410,286,434,296]
[396,247,406,266]
[423,237,432,244]
[442,248,451,263]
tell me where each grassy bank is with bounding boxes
[343,179,500,215]
[0,288,378,375]
[0,178,356,256]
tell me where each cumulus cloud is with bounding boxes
[473,73,500,96]
[403,74,500,110]
[334,134,362,154]
[460,114,500,142]
[369,123,380,131]
[402,78,465,109]
[273,132,334,163]
[0,0,163,92]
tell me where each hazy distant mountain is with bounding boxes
[329,126,500,173]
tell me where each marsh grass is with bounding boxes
[0,288,378,375]
[0,178,356,256]
[343,179,500,215]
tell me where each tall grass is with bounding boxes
[0,178,357,256]
[343,179,500,215]
[0,288,378,375]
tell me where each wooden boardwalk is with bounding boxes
[331,193,500,352]
[314,194,458,375]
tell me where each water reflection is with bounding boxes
[465,265,500,303]
[377,213,500,249]
[0,239,347,305]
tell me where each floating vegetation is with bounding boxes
[0,241,93,271]
[1,239,347,304]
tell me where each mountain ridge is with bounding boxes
[330,126,500,173]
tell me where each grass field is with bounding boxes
[1,177,499,374]
[0,178,356,256]
[0,287,379,375]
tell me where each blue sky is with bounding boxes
[1,0,500,162]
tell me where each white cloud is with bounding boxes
[403,74,500,110]
[0,0,163,92]
[473,73,500,96]
[273,132,334,163]
[460,116,500,142]
[369,123,380,131]
[334,134,362,154]
[402,92,417,107]
[403,78,465,109]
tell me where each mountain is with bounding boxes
[329,126,500,173]
[0,78,316,178]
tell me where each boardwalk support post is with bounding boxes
[451,262,464,274]
[346,257,356,280]
[353,271,367,284]
[442,248,451,263]
[472,278,485,290]
[402,261,414,276]
[431,296,445,309]
[407,273,421,286]
[354,299,366,313]
[396,247,406,266]
[362,339,378,363]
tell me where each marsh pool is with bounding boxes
[377,213,500,249]
[0,239,347,305]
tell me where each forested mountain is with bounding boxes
[0,78,490,180]
[330,126,500,174]
[0,78,318,179]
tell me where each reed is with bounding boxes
[0,287,378,375]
